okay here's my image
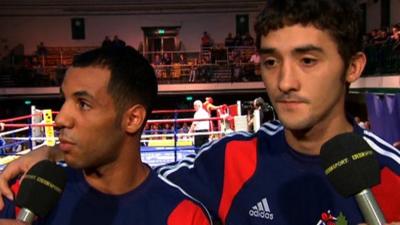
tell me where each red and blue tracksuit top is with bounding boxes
[158,120,400,224]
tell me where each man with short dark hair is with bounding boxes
[0,46,211,225]
[160,0,400,224]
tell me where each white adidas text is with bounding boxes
[249,197,274,220]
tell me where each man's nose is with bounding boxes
[278,61,300,93]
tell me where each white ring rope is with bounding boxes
[0,127,30,137]
[1,137,60,141]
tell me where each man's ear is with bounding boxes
[122,104,146,134]
[346,52,367,83]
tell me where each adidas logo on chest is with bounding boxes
[249,197,274,220]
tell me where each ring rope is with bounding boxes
[0,137,60,141]
[141,131,224,139]
[0,127,30,136]
[147,117,223,124]
[2,123,55,128]
[0,112,44,123]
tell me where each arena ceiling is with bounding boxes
[0,0,266,16]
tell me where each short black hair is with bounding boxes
[72,46,158,127]
[255,0,363,68]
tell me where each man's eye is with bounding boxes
[263,58,277,68]
[301,57,317,66]
[78,100,90,110]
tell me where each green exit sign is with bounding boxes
[158,29,165,34]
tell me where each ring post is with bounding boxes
[43,109,56,147]
[30,105,36,150]
[173,111,178,162]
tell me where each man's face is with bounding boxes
[56,66,124,169]
[259,24,348,132]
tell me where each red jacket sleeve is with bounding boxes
[168,199,210,225]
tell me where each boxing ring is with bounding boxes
[0,102,251,169]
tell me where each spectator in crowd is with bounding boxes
[0,42,10,61]
[249,51,260,65]
[201,31,213,48]
[101,36,112,48]
[242,32,255,46]
[363,26,400,74]
[189,100,210,152]
[224,33,235,48]
[150,123,160,140]
[369,29,379,43]
[248,51,261,78]
[112,35,126,48]
[142,123,150,135]
[198,56,212,82]
[22,56,32,69]
[153,53,162,65]
[179,122,189,135]
[375,29,388,45]
[36,42,48,57]
[231,52,243,81]
[390,24,400,51]
[161,53,172,79]
[393,34,400,52]
[211,43,227,64]
[390,24,400,40]
[152,54,162,79]
[36,42,48,67]
[162,123,174,140]
[31,56,41,68]
[233,33,242,46]
[178,53,187,64]
[229,49,241,63]
[188,58,198,82]
[161,53,172,65]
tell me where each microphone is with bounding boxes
[15,160,67,224]
[320,132,386,225]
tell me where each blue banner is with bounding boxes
[366,93,400,145]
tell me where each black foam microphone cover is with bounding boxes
[320,132,380,197]
[16,160,67,218]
